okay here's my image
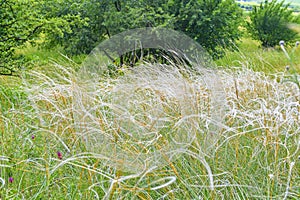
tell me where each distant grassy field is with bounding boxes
[216,37,300,73]
[240,0,300,4]
[237,0,300,10]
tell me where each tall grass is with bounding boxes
[0,53,299,199]
[216,38,300,73]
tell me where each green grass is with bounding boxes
[216,37,300,73]
[0,40,300,199]
[15,43,86,74]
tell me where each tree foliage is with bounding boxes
[0,0,42,75]
[40,0,242,59]
[40,0,107,55]
[48,0,173,55]
[0,0,86,75]
[1,0,243,75]
[169,0,243,58]
[247,0,299,48]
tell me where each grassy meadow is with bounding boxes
[0,36,300,200]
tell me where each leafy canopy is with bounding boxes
[39,0,242,59]
[1,0,243,75]
[0,0,42,75]
[0,0,86,76]
[169,0,243,58]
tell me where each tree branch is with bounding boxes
[114,0,121,12]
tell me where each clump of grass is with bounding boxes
[279,40,300,90]
[0,60,299,199]
[75,61,228,171]
[2,61,221,198]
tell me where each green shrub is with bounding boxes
[247,0,299,48]
[169,0,243,58]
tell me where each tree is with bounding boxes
[0,0,243,76]
[43,0,242,59]
[0,0,86,76]
[40,0,107,55]
[247,0,298,48]
[0,0,43,76]
[168,0,243,58]
[45,0,173,55]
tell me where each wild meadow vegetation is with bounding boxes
[1,0,300,199]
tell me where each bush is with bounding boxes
[42,0,242,59]
[247,0,299,48]
[169,0,243,58]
